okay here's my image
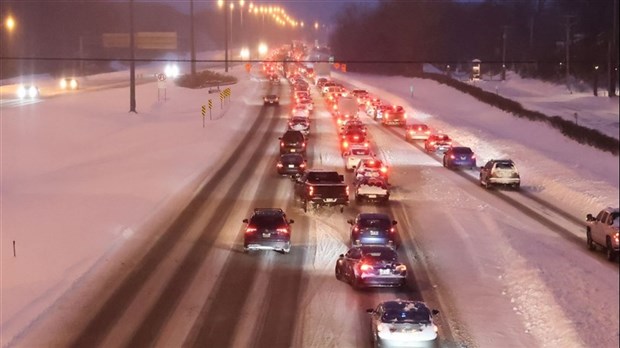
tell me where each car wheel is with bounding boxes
[606,238,617,262]
[352,276,363,290]
[303,199,308,213]
[340,206,345,213]
[586,230,595,251]
[335,265,343,281]
[513,183,521,191]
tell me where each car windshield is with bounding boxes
[381,309,431,324]
[358,217,391,229]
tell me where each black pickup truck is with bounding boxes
[295,170,349,213]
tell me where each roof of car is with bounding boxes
[252,208,285,216]
[357,212,390,220]
[381,300,429,311]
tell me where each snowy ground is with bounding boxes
[1,62,618,347]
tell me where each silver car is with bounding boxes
[367,300,440,348]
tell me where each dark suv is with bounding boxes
[348,213,399,249]
[279,130,306,155]
[243,208,294,253]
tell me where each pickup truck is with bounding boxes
[295,170,349,213]
[354,177,390,204]
[586,207,619,261]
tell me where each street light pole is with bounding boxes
[190,0,196,75]
[501,25,508,81]
[129,0,137,113]
[224,0,229,72]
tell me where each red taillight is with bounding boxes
[404,113,408,118]
[364,142,369,147]
[430,141,436,145]
[343,141,349,148]
[280,141,285,147]
[302,142,306,148]
[425,130,431,134]
[472,154,476,159]
[354,226,359,232]
[390,227,395,233]
[360,263,372,271]
[450,155,455,159]
[246,226,257,234]
[277,163,283,168]
[277,228,289,234]
[369,160,375,165]
[300,163,306,168]
[354,136,359,140]
[380,167,388,174]
[346,185,350,196]
[308,186,314,196]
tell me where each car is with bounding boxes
[380,105,407,126]
[366,300,440,347]
[374,105,394,121]
[343,145,375,171]
[288,116,310,136]
[479,159,520,190]
[586,207,619,261]
[291,106,310,118]
[242,208,294,253]
[16,85,40,99]
[365,98,382,117]
[263,94,279,105]
[279,130,306,154]
[339,118,366,134]
[316,77,329,88]
[355,176,390,203]
[276,153,307,177]
[348,213,399,249]
[443,146,476,169]
[355,159,389,181]
[294,169,350,213]
[340,130,368,154]
[296,97,314,112]
[424,133,452,153]
[405,123,431,141]
[59,78,79,90]
[335,245,406,288]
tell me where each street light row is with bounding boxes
[218,1,309,29]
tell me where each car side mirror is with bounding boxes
[586,214,594,221]
[339,175,345,181]
[278,137,282,140]
[289,219,295,224]
[480,166,484,170]
[339,254,344,258]
[432,309,440,316]
[242,219,249,223]
[366,309,374,314]
[347,219,354,225]
[392,220,397,225]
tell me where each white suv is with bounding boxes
[479,159,520,190]
[586,207,619,261]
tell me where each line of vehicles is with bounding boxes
[241,43,618,347]
[249,49,442,347]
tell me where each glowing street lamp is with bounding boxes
[5,15,15,32]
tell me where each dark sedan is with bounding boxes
[335,245,407,289]
[276,153,307,177]
[243,208,293,253]
[443,146,476,169]
[348,213,399,249]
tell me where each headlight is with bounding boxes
[17,86,27,99]
[60,79,68,89]
[28,86,39,98]
[69,79,78,89]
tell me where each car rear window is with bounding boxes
[250,215,286,228]
[359,218,391,229]
[362,247,396,260]
[495,162,515,169]
[351,148,370,155]
[307,172,341,183]
[282,131,304,142]
[453,147,473,154]
[382,309,431,324]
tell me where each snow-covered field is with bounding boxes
[1,63,618,347]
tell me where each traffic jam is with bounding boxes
[248,45,501,347]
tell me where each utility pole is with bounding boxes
[564,15,576,91]
[224,0,229,72]
[608,0,618,97]
[129,0,137,113]
[190,0,196,75]
[501,25,509,80]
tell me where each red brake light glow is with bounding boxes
[245,226,257,234]
[360,263,372,271]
